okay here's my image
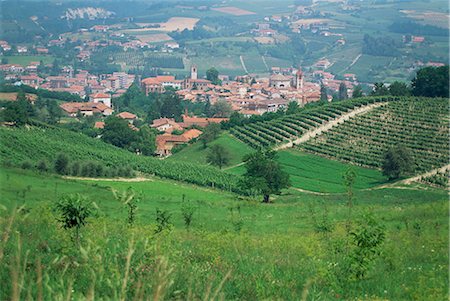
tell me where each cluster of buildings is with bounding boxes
[151,114,228,156]
[141,65,327,117]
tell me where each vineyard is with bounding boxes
[230,96,394,149]
[0,126,241,192]
[300,97,449,173]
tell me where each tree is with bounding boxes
[320,84,328,102]
[200,123,222,148]
[286,101,300,115]
[134,125,156,156]
[54,153,70,175]
[1,101,28,125]
[159,91,182,121]
[241,151,290,203]
[54,194,96,244]
[338,83,348,100]
[102,116,137,149]
[388,81,411,96]
[36,160,48,173]
[371,82,389,96]
[411,66,449,97]
[206,144,231,169]
[211,99,232,117]
[206,67,220,85]
[352,85,364,98]
[382,146,414,180]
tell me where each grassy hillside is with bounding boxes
[1,167,448,300]
[168,133,254,168]
[302,98,449,173]
[228,150,387,193]
[0,125,241,192]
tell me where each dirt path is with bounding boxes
[223,162,245,170]
[240,55,249,74]
[64,176,153,182]
[261,55,269,71]
[401,164,450,185]
[275,102,388,150]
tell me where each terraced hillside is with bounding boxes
[300,98,449,173]
[230,97,393,149]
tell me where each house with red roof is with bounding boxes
[117,111,137,123]
[90,93,111,107]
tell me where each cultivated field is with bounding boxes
[134,17,200,32]
[211,6,256,16]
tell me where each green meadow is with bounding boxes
[0,55,54,66]
[168,133,254,168]
[1,167,448,300]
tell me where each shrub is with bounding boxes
[36,160,48,173]
[54,153,69,175]
[155,209,172,234]
[20,161,33,170]
[53,194,96,243]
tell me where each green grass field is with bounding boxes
[0,55,54,66]
[228,150,387,193]
[168,133,254,168]
[1,166,448,300]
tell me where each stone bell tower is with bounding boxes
[191,65,198,80]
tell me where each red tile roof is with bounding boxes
[117,112,137,119]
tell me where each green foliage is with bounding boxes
[36,160,48,173]
[371,82,389,96]
[320,84,328,102]
[102,116,137,150]
[348,212,386,279]
[201,123,222,148]
[338,83,348,100]
[382,146,414,180]
[0,126,242,193]
[53,194,96,243]
[113,188,139,226]
[389,81,411,96]
[180,195,196,230]
[412,66,449,98]
[206,67,220,85]
[362,34,400,57]
[241,150,290,203]
[155,209,173,234]
[211,99,232,118]
[206,144,231,169]
[54,153,69,175]
[352,85,363,98]
[286,101,300,115]
[1,93,33,125]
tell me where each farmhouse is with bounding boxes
[90,93,112,108]
[60,102,114,117]
[180,115,228,128]
[117,111,137,123]
[151,118,183,133]
[155,128,203,156]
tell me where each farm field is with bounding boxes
[211,6,256,16]
[0,55,54,66]
[1,166,448,300]
[168,133,253,168]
